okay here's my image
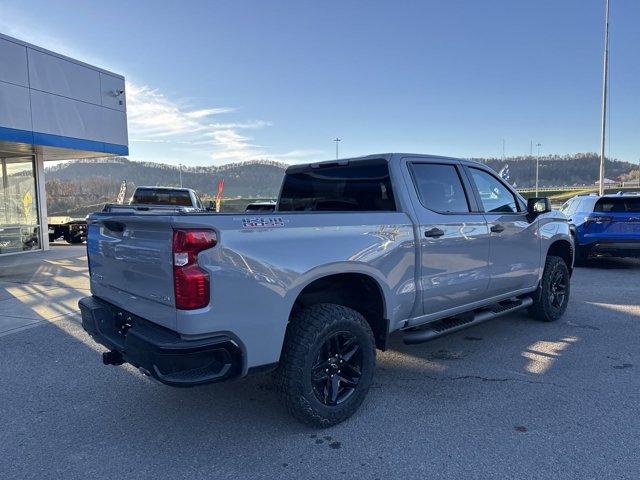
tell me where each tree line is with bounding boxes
[45,153,639,216]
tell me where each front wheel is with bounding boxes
[528,255,570,322]
[273,304,376,427]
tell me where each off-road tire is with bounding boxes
[528,255,570,322]
[273,303,376,427]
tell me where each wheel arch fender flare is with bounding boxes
[285,262,394,321]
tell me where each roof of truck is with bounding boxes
[286,153,483,172]
[134,186,196,192]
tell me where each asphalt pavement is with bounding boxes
[1,251,639,479]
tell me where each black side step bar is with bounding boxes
[403,296,534,345]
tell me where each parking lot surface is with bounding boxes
[1,249,639,479]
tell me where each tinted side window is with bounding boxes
[278,160,396,212]
[410,163,470,213]
[469,168,519,213]
[594,197,640,213]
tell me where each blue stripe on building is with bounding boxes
[0,126,128,156]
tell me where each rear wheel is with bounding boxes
[66,236,84,244]
[528,255,570,322]
[273,303,376,427]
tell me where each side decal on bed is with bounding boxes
[242,217,285,228]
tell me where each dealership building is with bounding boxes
[0,33,128,256]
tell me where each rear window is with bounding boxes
[245,203,275,212]
[278,160,396,212]
[594,197,640,213]
[132,189,192,206]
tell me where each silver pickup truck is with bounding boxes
[79,153,573,427]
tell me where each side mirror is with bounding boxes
[527,197,551,216]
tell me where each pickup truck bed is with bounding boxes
[83,210,415,369]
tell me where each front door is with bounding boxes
[406,160,491,316]
[465,166,540,296]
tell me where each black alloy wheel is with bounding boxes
[528,255,570,322]
[311,332,363,406]
[548,268,568,309]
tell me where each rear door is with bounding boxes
[465,166,540,296]
[404,159,491,316]
[87,214,177,329]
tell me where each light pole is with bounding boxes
[535,143,542,196]
[598,0,611,196]
[179,164,183,187]
[333,138,341,160]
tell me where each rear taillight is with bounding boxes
[172,229,217,310]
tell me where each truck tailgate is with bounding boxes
[87,214,177,329]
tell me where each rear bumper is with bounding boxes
[579,240,640,258]
[79,296,243,387]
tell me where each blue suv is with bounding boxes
[561,192,640,265]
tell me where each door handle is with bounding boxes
[490,224,505,233]
[424,227,445,238]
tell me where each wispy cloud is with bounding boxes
[127,84,232,139]
[127,83,318,164]
[185,108,235,119]
[128,83,323,164]
[206,120,272,130]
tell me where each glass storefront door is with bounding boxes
[0,156,41,255]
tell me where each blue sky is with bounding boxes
[1,0,638,166]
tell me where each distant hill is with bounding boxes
[475,153,637,188]
[44,153,638,216]
[47,153,639,193]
